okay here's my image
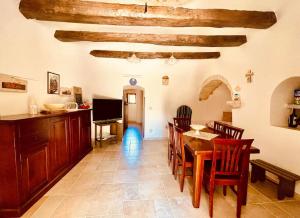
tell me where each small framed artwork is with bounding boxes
[73,86,83,104]
[0,73,28,93]
[60,87,72,96]
[47,72,60,94]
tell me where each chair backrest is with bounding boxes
[174,126,185,161]
[176,105,192,119]
[174,117,191,132]
[211,138,254,178]
[214,121,244,139]
[168,122,175,148]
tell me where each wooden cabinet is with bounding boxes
[0,110,92,217]
[49,116,69,178]
[80,110,91,156]
[20,144,49,202]
[69,114,81,162]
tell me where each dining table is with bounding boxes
[183,128,260,208]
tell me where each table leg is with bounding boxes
[94,123,97,146]
[192,155,204,208]
[242,154,250,205]
[100,125,103,147]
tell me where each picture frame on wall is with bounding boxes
[0,73,28,93]
[73,86,83,105]
[60,87,72,96]
[47,72,60,94]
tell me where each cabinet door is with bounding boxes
[49,117,69,178]
[80,111,91,156]
[20,145,49,201]
[69,114,80,162]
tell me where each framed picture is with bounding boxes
[73,86,83,104]
[47,72,60,94]
[0,73,27,93]
[60,87,72,96]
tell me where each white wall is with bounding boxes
[1,0,300,192]
[0,0,89,116]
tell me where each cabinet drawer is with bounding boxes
[18,118,49,138]
[18,119,49,149]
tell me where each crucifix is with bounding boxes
[245,70,254,83]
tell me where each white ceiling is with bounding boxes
[20,0,287,54]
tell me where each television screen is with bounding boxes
[92,98,122,121]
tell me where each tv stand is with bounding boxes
[94,119,122,146]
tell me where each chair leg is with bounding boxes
[180,163,186,192]
[236,184,242,218]
[209,181,215,217]
[168,145,170,165]
[174,156,178,180]
[223,185,227,196]
[172,152,175,175]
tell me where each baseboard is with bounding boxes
[143,136,168,141]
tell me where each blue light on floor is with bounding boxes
[122,126,143,163]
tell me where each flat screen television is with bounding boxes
[92,98,122,121]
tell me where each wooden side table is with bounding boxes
[94,119,121,146]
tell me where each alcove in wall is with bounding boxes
[270,76,300,129]
[197,75,232,124]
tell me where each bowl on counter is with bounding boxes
[44,103,66,111]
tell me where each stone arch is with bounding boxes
[199,75,233,101]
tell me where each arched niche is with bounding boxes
[270,77,300,128]
[197,75,233,123]
[199,75,233,101]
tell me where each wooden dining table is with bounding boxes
[183,129,260,208]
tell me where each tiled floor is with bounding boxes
[23,127,300,218]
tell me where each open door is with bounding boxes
[123,86,145,137]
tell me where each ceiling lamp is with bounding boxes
[127,53,141,63]
[165,53,177,65]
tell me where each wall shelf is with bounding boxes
[285,104,300,110]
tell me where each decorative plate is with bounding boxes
[129,78,137,86]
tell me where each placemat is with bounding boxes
[183,130,218,141]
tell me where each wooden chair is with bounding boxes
[214,121,244,139]
[168,122,175,174]
[203,138,254,218]
[174,126,193,192]
[176,105,192,119]
[174,117,191,132]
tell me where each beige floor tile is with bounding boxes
[22,132,299,218]
[241,204,276,218]
[26,195,64,218]
[51,195,91,217]
[21,196,49,218]
[260,202,292,217]
[123,200,156,218]
[276,200,300,217]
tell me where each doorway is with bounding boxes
[123,86,145,137]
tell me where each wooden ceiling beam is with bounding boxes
[90,50,221,59]
[19,0,277,29]
[55,31,247,47]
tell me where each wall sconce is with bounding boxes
[162,75,169,85]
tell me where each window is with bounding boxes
[127,93,136,104]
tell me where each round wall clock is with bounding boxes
[129,78,137,86]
